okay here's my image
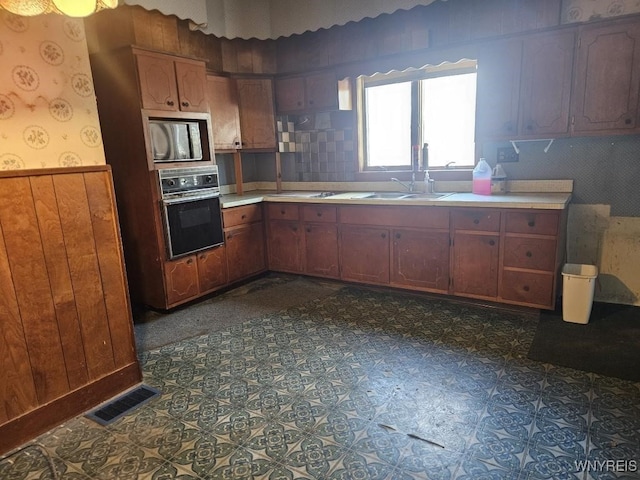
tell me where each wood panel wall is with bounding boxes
[0,166,140,455]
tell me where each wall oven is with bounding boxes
[159,166,224,259]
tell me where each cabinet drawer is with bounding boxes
[501,269,554,307]
[302,205,337,223]
[340,206,449,229]
[223,204,263,228]
[503,237,557,271]
[452,209,501,231]
[505,211,559,235]
[267,203,299,221]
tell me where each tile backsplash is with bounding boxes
[277,115,357,182]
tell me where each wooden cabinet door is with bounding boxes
[136,52,178,111]
[305,72,338,110]
[452,233,499,299]
[165,256,199,305]
[340,225,390,284]
[304,223,339,278]
[572,21,640,134]
[236,78,276,149]
[197,245,228,293]
[267,220,303,273]
[391,229,450,292]
[207,75,242,150]
[476,39,522,139]
[520,30,575,137]
[275,76,305,113]
[225,223,266,283]
[174,59,208,112]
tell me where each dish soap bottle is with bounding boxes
[491,163,507,194]
[472,158,492,195]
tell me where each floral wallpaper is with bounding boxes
[563,0,640,22]
[0,11,105,170]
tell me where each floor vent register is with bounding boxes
[85,385,160,426]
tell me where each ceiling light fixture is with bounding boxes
[0,0,117,17]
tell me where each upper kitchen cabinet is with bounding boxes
[206,75,242,150]
[236,78,277,150]
[519,30,575,137]
[135,50,208,113]
[476,30,575,140]
[275,72,351,114]
[476,39,522,139]
[571,19,640,135]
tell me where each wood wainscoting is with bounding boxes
[0,165,141,455]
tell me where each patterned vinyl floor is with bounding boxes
[1,285,639,479]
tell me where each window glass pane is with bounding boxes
[421,73,476,168]
[365,82,411,168]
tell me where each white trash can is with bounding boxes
[561,264,598,324]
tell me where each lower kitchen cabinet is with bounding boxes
[391,229,450,292]
[226,222,266,283]
[266,203,303,273]
[452,232,500,299]
[340,225,390,284]
[163,244,229,306]
[267,219,303,272]
[451,209,501,300]
[304,223,340,278]
[165,256,200,305]
[198,244,228,292]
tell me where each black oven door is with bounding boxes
[162,194,224,259]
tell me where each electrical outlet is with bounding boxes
[497,147,519,163]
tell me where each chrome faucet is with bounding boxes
[391,172,416,192]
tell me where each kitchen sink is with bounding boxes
[362,192,417,199]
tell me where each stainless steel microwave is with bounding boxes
[148,120,203,162]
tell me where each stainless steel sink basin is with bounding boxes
[362,192,417,199]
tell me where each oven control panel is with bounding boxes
[159,165,219,196]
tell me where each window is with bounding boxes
[359,62,477,170]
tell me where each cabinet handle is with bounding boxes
[280,210,286,215]
[186,258,193,264]
[489,240,495,246]
[182,101,190,107]
[235,141,240,146]
[167,100,175,106]
[526,251,532,257]
[199,254,205,260]
[227,233,233,239]
[241,214,247,219]
[625,118,632,125]
[381,233,386,238]
[473,219,480,224]
[528,220,535,227]
[306,227,311,233]
[523,285,530,292]
[395,233,401,239]
[316,212,322,217]
[309,100,314,105]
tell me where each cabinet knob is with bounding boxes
[395,233,401,239]
[625,118,632,125]
[186,258,193,264]
[489,240,495,246]
[526,251,532,258]
[473,219,480,224]
[381,233,386,238]
[316,212,322,217]
[292,227,297,232]
[528,221,535,227]
[309,100,314,105]
[280,210,286,215]
[235,141,240,146]
[167,100,175,106]
[306,227,311,233]
[297,101,302,106]
[523,285,530,292]
[241,214,247,219]
[182,101,189,107]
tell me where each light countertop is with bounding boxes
[220,190,571,210]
